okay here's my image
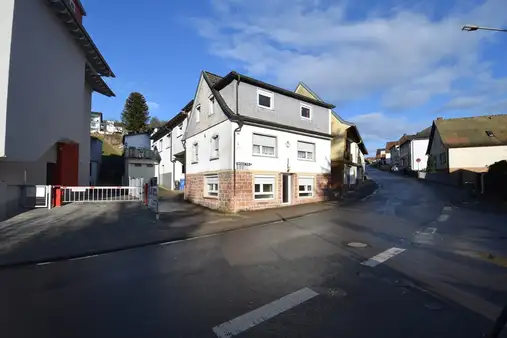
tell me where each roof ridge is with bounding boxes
[436,113,507,122]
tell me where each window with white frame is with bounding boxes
[297,141,315,161]
[210,134,219,159]
[177,123,183,137]
[300,103,311,119]
[195,105,201,123]
[205,175,219,197]
[257,89,274,109]
[298,176,314,197]
[166,134,171,148]
[252,134,276,157]
[208,95,215,116]
[254,176,275,200]
[192,142,199,163]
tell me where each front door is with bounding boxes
[282,174,291,204]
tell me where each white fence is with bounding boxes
[60,186,143,203]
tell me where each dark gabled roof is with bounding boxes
[385,141,399,151]
[212,71,335,109]
[46,0,114,77]
[151,100,194,141]
[413,126,432,139]
[204,71,223,87]
[85,64,115,97]
[435,114,507,148]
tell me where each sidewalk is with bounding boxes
[0,181,377,269]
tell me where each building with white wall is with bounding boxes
[90,112,103,133]
[150,101,192,190]
[123,132,159,183]
[183,71,334,212]
[0,0,114,188]
[399,127,431,171]
[426,115,507,174]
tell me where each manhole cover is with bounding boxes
[348,242,368,248]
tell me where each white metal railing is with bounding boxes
[60,186,143,203]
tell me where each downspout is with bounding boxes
[233,74,243,210]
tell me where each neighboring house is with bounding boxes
[123,132,159,183]
[384,141,398,164]
[294,82,368,193]
[90,136,102,185]
[376,149,386,162]
[387,141,401,166]
[399,127,431,171]
[0,0,115,188]
[426,115,507,179]
[103,120,123,134]
[183,71,335,212]
[150,100,193,190]
[90,112,103,132]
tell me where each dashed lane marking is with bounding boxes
[361,247,406,267]
[212,288,319,338]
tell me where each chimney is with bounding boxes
[436,117,443,120]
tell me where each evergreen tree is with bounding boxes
[121,92,150,133]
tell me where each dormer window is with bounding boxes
[300,103,311,120]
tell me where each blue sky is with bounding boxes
[86,0,507,154]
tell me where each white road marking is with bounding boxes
[212,288,319,338]
[69,254,100,261]
[361,247,406,267]
[443,206,452,212]
[437,214,449,222]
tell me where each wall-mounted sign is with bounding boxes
[236,162,252,166]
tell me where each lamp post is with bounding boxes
[462,24,507,33]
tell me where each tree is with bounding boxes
[121,92,150,133]
[149,116,167,129]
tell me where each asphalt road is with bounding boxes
[1,168,507,338]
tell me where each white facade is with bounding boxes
[449,145,507,172]
[0,0,111,186]
[90,114,102,132]
[103,120,123,134]
[186,121,331,175]
[124,133,151,149]
[410,139,429,171]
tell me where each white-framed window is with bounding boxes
[252,133,276,157]
[166,134,171,148]
[297,141,315,161]
[192,142,199,163]
[257,89,274,110]
[209,95,215,116]
[254,176,275,200]
[177,123,183,137]
[210,134,219,159]
[159,139,163,151]
[195,105,201,123]
[205,175,219,197]
[300,103,312,120]
[298,176,314,197]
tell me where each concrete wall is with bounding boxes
[5,0,89,165]
[0,144,57,185]
[0,0,15,158]
[125,159,156,182]
[235,124,331,174]
[186,120,233,174]
[449,145,507,172]
[220,81,330,135]
[185,74,228,140]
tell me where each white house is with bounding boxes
[123,132,158,184]
[426,115,507,174]
[183,71,334,212]
[399,127,431,171]
[150,101,192,190]
[103,120,123,134]
[90,112,103,133]
[0,0,114,188]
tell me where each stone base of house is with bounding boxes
[185,170,330,213]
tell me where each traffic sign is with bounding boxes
[416,158,421,163]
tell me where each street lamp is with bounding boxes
[462,24,507,32]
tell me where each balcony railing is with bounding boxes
[124,147,160,161]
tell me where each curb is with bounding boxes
[0,206,334,270]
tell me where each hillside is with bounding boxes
[91,133,123,156]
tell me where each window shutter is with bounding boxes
[253,134,276,147]
[297,141,314,152]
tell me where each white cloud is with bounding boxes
[194,0,507,110]
[348,112,430,151]
[147,101,160,110]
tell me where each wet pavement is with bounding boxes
[1,168,507,337]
